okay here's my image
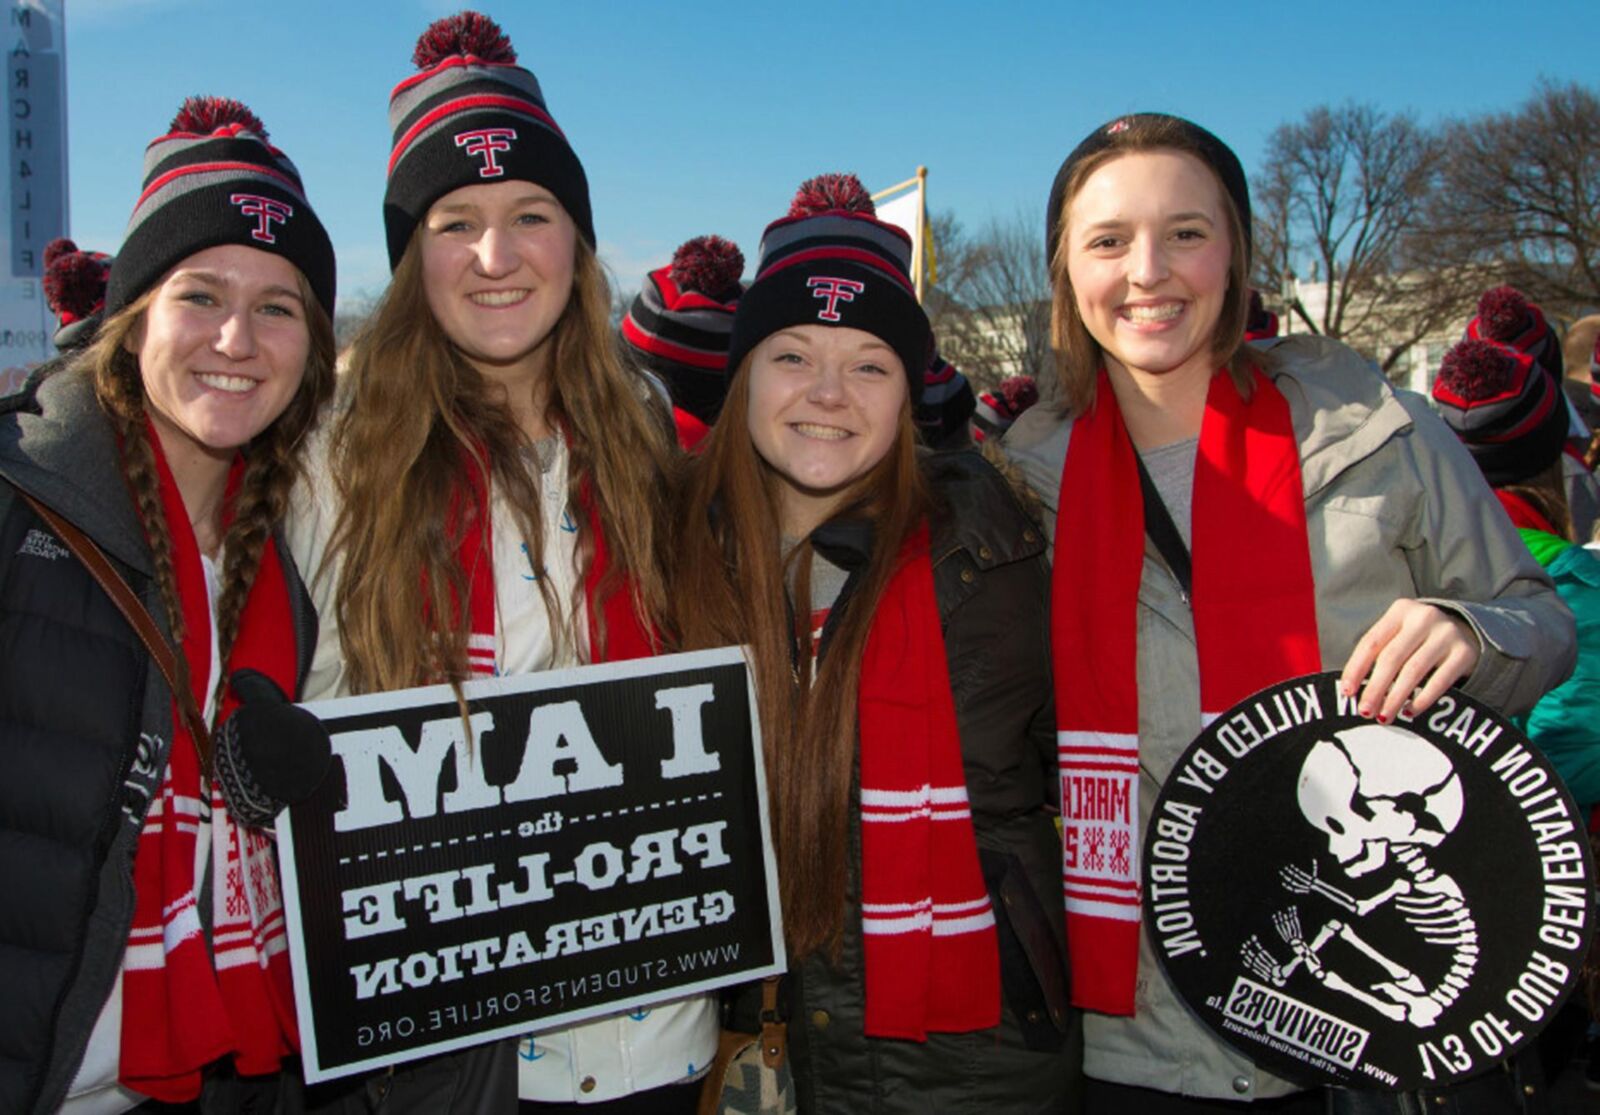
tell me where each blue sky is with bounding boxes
[64,0,1595,310]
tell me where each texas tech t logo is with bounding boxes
[230,194,293,244]
[807,276,866,322]
[455,127,517,178]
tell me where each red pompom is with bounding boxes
[42,237,77,269]
[999,375,1039,414]
[1475,285,1534,343]
[413,11,516,68]
[43,252,109,320]
[668,235,743,297]
[169,96,268,141]
[1437,339,1522,402]
[788,173,875,219]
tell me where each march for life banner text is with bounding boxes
[278,646,785,1084]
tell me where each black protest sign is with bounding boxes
[1145,672,1593,1092]
[278,646,784,1084]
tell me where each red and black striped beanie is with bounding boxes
[972,376,1040,443]
[105,97,335,319]
[383,10,593,268]
[43,237,111,350]
[914,351,976,446]
[1433,338,1568,486]
[726,173,932,403]
[621,235,745,425]
[1467,286,1564,382]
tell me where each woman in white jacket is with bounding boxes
[286,11,709,1114]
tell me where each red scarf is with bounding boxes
[1496,489,1558,535]
[857,524,1000,1039]
[450,458,656,676]
[673,406,711,452]
[1053,369,1320,1015]
[120,426,299,1101]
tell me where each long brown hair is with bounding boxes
[673,357,929,959]
[1049,115,1258,415]
[327,233,676,694]
[83,268,337,753]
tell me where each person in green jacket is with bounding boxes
[1433,336,1600,815]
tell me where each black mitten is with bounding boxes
[213,668,333,829]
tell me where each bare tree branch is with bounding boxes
[1426,81,1600,320]
[1251,102,1479,379]
[924,208,1051,392]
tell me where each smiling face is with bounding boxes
[130,243,311,469]
[1064,150,1234,390]
[745,325,908,536]
[419,178,578,387]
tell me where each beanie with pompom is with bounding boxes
[105,95,335,317]
[383,10,593,266]
[1432,337,1568,486]
[43,239,112,350]
[726,173,931,401]
[620,234,745,424]
[1466,286,1564,383]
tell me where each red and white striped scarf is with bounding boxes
[1053,368,1320,1015]
[121,427,299,1101]
[857,524,1000,1039]
[449,460,656,679]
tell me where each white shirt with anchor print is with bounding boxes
[289,432,717,1103]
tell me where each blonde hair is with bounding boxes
[1049,115,1259,415]
[326,233,676,695]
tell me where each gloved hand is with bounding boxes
[213,668,333,829]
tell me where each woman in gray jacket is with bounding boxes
[1003,113,1574,1114]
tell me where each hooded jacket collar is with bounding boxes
[1258,335,1415,501]
[0,359,153,574]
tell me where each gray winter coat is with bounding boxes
[1000,335,1576,1102]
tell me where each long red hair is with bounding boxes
[672,357,928,959]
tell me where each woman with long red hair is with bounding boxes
[675,174,1080,1112]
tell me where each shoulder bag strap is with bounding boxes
[18,490,213,758]
[1133,451,1193,603]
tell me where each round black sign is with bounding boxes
[1145,672,1594,1092]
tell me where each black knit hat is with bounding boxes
[105,97,336,319]
[913,351,975,447]
[1466,286,1564,383]
[620,235,744,425]
[384,11,593,268]
[1433,338,1568,486]
[727,174,932,403]
[42,238,111,351]
[1045,113,1251,270]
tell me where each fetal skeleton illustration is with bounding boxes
[1240,724,1477,1028]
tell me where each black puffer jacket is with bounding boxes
[0,364,316,1114]
[738,449,1081,1114]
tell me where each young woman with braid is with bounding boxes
[284,13,704,1114]
[0,97,336,1113]
[674,174,1080,1113]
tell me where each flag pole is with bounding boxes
[914,166,927,303]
